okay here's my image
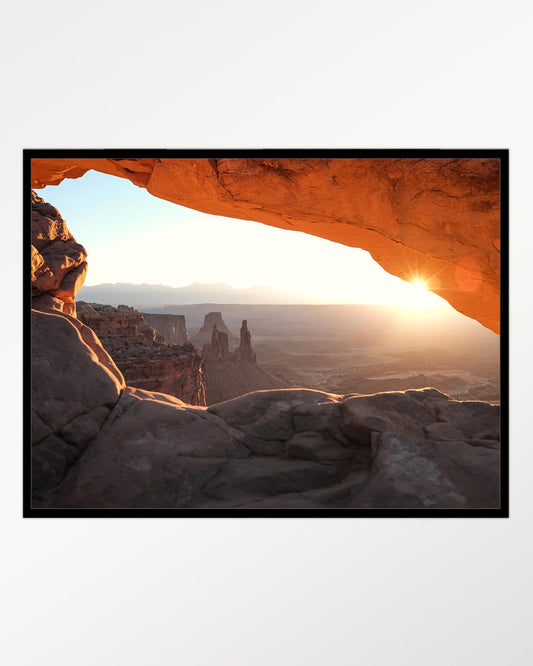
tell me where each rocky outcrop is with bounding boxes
[31,308,125,506]
[195,311,235,343]
[201,320,256,364]
[50,384,500,509]
[31,158,501,332]
[31,190,88,316]
[141,313,189,344]
[234,320,257,363]
[200,319,281,404]
[202,325,231,363]
[77,302,205,406]
[77,302,156,342]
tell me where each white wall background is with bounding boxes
[2,2,530,664]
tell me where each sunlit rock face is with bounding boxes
[31,191,88,316]
[77,302,156,342]
[31,157,501,332]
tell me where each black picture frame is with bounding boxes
[24,149,509,518]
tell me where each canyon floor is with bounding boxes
[149,303,500,405]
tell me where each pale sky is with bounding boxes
[37,169,448,309]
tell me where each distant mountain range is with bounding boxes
[77,282,337,307]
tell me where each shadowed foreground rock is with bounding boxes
[52,387,500,509]
[32,307,500,509]
[31,308,125,505]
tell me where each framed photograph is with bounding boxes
[25,150,508,517]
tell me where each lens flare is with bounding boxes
[401,278,445,310]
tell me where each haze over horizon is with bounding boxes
[39,170,448,310]
[77,279,375,307]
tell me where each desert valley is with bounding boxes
[75,284,500,408]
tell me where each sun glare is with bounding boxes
[400,279,444,310]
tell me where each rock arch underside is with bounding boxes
[30,157,502,510]
[32,157,500,333]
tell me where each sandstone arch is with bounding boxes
[31,157,501,332]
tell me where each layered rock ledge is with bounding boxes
[141,313,189,345]
[77,302,205,406]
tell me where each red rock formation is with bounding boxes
[234,320,257,363]
[31,190,88,316]
[77,302,206,406]
[200,319,284,404]
[31,158,501,332]
[116,349,205,405]
[195,311,235,343]
[201,319,257,365]
[141,313,189,345]
[77,302,156,342]
[202,325,231,363]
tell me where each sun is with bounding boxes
[401,279,445,310]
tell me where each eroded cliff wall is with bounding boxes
[141,313,189,345]
[77,302,205,406]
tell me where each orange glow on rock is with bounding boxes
[455,257,483,293]
[31,157,501,332]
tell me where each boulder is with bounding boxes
[31,309,124,437]
[54,387,250,508]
